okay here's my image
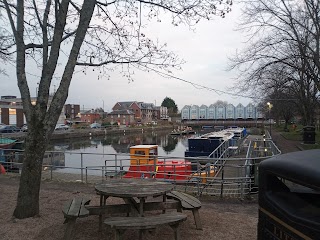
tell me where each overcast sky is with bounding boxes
[2,2,251,112]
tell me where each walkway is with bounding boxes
[270,130,302,153]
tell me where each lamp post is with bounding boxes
[267,102,273,136]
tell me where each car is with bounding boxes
[90,123,101,129]
[0,125,21,133]
[55,124,69,130]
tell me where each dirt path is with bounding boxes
[0,175,258,240]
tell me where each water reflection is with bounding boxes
[46,129,204,174]
[162,136,178,154]
[49,130,185,155]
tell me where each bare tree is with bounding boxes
[229,0,320,125]
[0,25,13,74]
[0,0,232,219]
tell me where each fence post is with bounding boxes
[115,154,118,179]
[81,153,83,183]
[220,168,224,198]
[85,168,88,184]
[197,161,200,197]
[240,177,244,200]
[153,155,157,178]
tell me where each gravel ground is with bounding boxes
[0,176,258,240]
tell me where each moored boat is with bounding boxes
[0,138,17,149]
[123,145,214,181]
[170,126,196,136]
[185,127,247,158]
[0,138,21,173]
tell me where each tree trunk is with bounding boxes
[13,129,48,218]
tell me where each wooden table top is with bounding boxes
[95,178,173,198]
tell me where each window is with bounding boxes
[149,148,158,156]
[135,151,145,156]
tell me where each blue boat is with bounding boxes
[185,127,247,158]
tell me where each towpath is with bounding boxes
[270,130,302,153]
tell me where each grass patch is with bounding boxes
[281,131,303,141]
[300,143,320,150]
[276,124,320,150]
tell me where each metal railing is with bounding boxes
[1,137,281,198]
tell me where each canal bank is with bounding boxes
[0,125,174,141]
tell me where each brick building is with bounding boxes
[64,104,80,120]
[80,110,101,123]
[111,101,166,125]
[107,109,135,126]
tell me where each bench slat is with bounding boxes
[62,200,73,217]
[79,199,90,217]
[63,197,90,218]
[104,213,187,230]
[167,191,201,209]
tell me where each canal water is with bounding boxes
[47,129,207,175]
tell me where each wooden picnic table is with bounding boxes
[94,178,190,240]
[95,178,174,217]
[63,179,195,239]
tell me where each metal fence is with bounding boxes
[1,136,281,199]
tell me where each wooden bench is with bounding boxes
[62,197,91,240]
[104,213,187,240]
[166,190,202,230]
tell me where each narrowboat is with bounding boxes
[185,127,246,158]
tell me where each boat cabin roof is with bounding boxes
[130,145,158,150]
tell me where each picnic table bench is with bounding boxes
[62,197,91,240]
[61,180,201,239]
[166,190,202,230]
[104,212,187,240]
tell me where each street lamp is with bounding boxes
[267,102,273,136]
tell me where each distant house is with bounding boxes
[111,101,165,124]
[80,110,100,123]
[208,104,216,119]
[181,105,191,120]
[107,109,135,126]
[112,101,141,121]
[190,105,199,120]
[216,103,226,119]
[159,106,169,120]
[199,105,208,119]
[226,104,235,119]
[138,102,158,124]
